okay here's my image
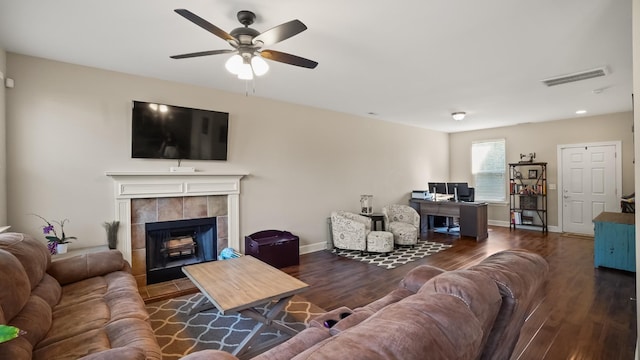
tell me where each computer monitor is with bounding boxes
[447,182,470,198]
[428,182,447,194]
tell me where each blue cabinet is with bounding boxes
[593,212,635,272]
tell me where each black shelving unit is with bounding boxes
[509,162,548,233]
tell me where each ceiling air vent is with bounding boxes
[541,66,609,87]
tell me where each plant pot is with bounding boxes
[56,243,68,254]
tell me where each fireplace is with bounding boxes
[105,171,247,287]
[145,217,217,285]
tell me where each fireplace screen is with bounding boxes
[145,217,217,284]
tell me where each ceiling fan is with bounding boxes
[170,9,318,80]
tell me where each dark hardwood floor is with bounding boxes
[282,226,637,360]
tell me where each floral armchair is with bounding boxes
[330,211,372,251]
[382,204,420,246]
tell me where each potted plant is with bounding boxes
[102,220,120,249]
[32,214,77,254]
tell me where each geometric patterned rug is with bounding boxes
[332,239,452,270]
[146,293,325,360]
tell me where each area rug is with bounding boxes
[332,239,452,269]
[146,292,325,360]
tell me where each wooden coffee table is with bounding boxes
[182,255,309,358]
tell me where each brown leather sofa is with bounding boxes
[0,232,161,360]
[181,249,548,360]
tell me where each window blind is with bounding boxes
[472,139,506,202]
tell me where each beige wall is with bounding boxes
[449,112,634,228]
[5,53,449,251]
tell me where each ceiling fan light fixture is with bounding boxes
[237,62,254,80]
[251,56,269,76]
[452,112,466,121]
[172,9,318,81]
[225,54,243,75]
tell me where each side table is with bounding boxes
[361,213,385,231]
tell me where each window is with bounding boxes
[472,139,506,202]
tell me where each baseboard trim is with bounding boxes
[300,242,327,255]
[490,220,560,233]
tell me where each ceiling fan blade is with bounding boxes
[260,50,318,69]
[174,9,237,44]
[253,20,307,47]
[170,49,235,59]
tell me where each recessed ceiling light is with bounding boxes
[367,112,378,116]
[452,112,466,121]
[576,110,587,115]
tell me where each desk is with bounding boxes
[409,199,488,241]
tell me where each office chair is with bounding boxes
[458,187,475,202]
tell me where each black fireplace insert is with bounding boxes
[145,217,217,285]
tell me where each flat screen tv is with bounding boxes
[131,100,229,160]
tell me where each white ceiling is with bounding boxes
[0,0,633,133]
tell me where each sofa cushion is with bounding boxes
[0,337,31,360]
[418,269,502,352]
[56,276,107,309]
[399,265,444,293]
[47,250,127,286]
[104,288,150,323]
[0,233,50,291]
[0,295,52,360]
[327,309,373,335]
[104,270,138,291]
[255,327,331,360]
[0,249,31,322]
[469,249,549,360]
[294,292,488,360]
[308,306,352,329]
[105,318,162,360]
[31,273,62,308]
[38,297,110,348]
[80,347,148,360]
[6,296,52,348]
[0,250,31,322]
[33,328,111,360]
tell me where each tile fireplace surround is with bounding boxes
[106,171,246,287]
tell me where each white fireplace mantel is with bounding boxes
[105,171,247,263]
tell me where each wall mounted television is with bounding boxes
[131,100,229,161]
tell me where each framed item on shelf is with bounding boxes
[520,195,537,210]
[528,169,538,179]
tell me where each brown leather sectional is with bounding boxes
[182,249,549,360]
[0,232,161,360]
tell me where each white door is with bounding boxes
[561,143,619,235]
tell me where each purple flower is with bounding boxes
[32,214,76,244]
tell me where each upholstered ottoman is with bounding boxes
[388,222,418,246]
[367,231,394,253]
